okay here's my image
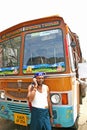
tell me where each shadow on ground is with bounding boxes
[0,118,77,130]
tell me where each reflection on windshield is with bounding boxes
[23,29,65,73]
[0,36,21,75]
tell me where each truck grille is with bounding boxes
[7,103,31,114]
[5,82,30,100]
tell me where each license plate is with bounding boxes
[14,113,27,126]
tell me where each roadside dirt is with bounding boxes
[78,90,87,130]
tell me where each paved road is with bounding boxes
[0,118,76,130]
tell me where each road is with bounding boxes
[0,91,87,130]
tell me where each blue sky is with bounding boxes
[0,0,87,60]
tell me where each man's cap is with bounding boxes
[33,72,46,78]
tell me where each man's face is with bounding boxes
[36,76,44,85]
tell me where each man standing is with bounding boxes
[27,72,53,130]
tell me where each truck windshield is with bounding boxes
[0,36,21,75]
[23,29,65,73]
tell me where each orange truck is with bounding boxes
[0,15,85,129]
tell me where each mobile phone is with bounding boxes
[31,78,38,87]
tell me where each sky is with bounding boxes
[0,0,87,60]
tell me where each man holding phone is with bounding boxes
[27,72,53,130]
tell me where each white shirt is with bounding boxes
[32,84,48,108]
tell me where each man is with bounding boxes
[77,78,87,97]
[27,72,53,130]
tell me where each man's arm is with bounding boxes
[27,84,37,102]
[77,78,87,86]
[27,78,38,102]
[47,87,53,119]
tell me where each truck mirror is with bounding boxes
[71,41,76,48]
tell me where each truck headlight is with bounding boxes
[0,91,5,100]
[51,93,61,104]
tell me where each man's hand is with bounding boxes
[33,78,38,87]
